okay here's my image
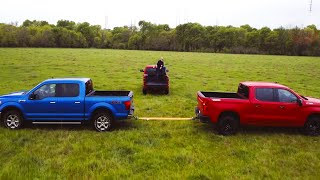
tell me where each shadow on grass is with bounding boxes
[20,120,138,132]
[193,120,305,136]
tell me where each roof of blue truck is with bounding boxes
[42,78,90,83]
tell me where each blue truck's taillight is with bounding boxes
[124,101,131,110]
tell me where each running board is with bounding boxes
[32,122,81,125]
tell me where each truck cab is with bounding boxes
[0,78,134,132]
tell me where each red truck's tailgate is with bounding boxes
[197,91,210,116]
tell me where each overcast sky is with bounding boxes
[0,0,319,29]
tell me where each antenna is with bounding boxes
[309,0,313,12]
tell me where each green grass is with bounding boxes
[0,48,320,179]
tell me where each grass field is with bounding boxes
[0,48,320,179]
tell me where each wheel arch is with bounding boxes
[88,102,116,120]
[91,107,114,120]
[218,111,240,122]
[1,106,24,120]
[306,113,320,121]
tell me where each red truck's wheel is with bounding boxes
[217,114,239,135]
[93,112,113,132]
[304,116,320,136]
[143,89,147,95]
[164,89,169,95]
[3,110,23,130]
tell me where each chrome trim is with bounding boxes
[32,122,81,125]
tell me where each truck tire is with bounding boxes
[304,116,320,136]
[143,89,147,95]
[3,110,23,130]
[164,88,169,95]
[93,111,113,132]
[217,114,239,135]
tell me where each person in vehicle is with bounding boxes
[156,57,166,76]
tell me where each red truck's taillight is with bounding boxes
[124,101,131,110]
[201,100,209,115]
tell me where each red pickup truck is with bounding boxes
[140,65,169,94]
[195,82,320,135]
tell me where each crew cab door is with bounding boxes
[23,83,58,120]
[55,83,83,120]
[249,87,280,126]
[273,88,301,126]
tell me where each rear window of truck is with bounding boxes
[86,80,94,95]
[146,68,157,75]
[238,84,249,98]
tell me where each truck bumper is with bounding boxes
[195,107,210,123]
[145,84,168,90]
[127,107,135,119]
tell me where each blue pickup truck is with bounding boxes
[0,78,134,132]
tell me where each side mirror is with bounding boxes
[29,94,38,100]
[139,69,144,72]
[166,69,169,72]
[297,99,303,106]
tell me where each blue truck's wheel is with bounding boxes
[304,116,320,136]
[93,112,113,132]
[3,110,23,130]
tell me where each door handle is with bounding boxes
[50,101,56,104]
[255,104,260,108]
[75,101,80,104]
[19,100,26,103]
[279,105,285,109]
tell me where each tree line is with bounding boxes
[0,19,319,56]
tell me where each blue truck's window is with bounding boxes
[255,88,275,102]
[56,84,79,97]
[34,84,56,99]
[85,80,93,95]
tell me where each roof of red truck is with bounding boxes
[241,81,288,88]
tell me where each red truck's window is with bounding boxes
[255,88,275,102]
[238,84,249,98]
[277,89,298,103]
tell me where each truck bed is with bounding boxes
[87,90,133,97]
[199,91,246,99]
